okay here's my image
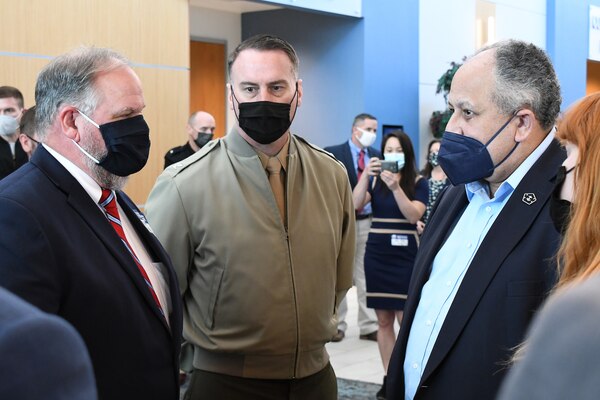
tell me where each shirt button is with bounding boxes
[426,320,432,326]
[485,206,492,212]
[412,363,419,369]
[467,242,472,248]
[446,281,452,286]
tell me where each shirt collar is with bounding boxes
[466,127,556,201]
[256,134,290,172]
[348,138,363,156]
[42,143,104,204]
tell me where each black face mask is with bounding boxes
[76,110,151,177]
[194,132,213,148]
[549,165,574,234]
[231,87,298,144]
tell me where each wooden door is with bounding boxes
[190,41,226,138]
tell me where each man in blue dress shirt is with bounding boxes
[386,40,565,400]
[325,113,380,342]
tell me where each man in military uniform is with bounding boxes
[163,110,216,168]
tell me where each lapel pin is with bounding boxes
[522,193,537,205]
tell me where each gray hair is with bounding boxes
[475,39,561,131]
[35,47,129,139]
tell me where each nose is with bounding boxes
[444,110,461,134]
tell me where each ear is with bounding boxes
[227,83,234,111]
[514,109,534,142]
[58,106,81,141]
[18,133,31,153]
[296,79,303,108]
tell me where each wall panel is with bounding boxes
[0,0,190,205]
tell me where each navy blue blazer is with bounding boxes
[386,139,565,400]
[324,141,381,189]
[0,287,97,399]
[0,146,183,400]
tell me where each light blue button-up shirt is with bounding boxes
[349,139,373,215]
[403,129,555,400]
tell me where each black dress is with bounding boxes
[364,177,428,310]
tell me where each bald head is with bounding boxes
[188,111,216,130]
[187,111,216,150]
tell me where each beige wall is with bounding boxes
[0,0,190,205]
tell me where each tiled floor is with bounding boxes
[326,287,391,385]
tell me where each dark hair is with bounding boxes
[228,34,299,81]
[19,105,36,138]
[421,139,441,179]
[0,86,24,109]
[352,113,377,127]
[380,130,418,198]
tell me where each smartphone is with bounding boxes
[380,160,399,173]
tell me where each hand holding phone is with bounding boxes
[380,160,399,173]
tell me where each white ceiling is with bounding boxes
[188,0,281,14]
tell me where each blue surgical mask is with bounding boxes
[0,115,19,136]
[437,112,518,185]
[384,152,405,169]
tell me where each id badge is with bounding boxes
[391,234,408,246]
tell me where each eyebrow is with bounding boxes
[238,80,289,87]
[448,99,475,110]
[112,105,145,119]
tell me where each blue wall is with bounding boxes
[242,2,420,153]
[547,0,600,110]
[242,9,364,148]
[362,0,419,153]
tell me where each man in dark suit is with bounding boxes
[0,286,97,399]
[386,40,564,400]
[324,113,380,342]
[0,47,183,400]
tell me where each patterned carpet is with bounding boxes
[180,377,381,399]
[338,378,380,399]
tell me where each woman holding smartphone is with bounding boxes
[353,130,427,399]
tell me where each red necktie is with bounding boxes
[357,149,366,180]
[99,189,165,318]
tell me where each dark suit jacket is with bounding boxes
[164,142,194,169]
[324,141,381,189]
[0,146,183,400]
[0,136,27,179]
[386,139,565,400]
[0,286,97,399]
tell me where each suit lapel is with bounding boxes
[32,147,171,331]
[341,143,358,187]
[420,139,564,383]
[399,185,468,351]
[117,194,175,332]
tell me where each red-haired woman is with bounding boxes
[499,92,600,399]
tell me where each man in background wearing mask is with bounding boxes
[18,105,40,159]
[324,114,380,343]
[386,40,565,400]
[163,110,216,169]
[0,86,28,179]
[0,47,183,400]
[146,34,355,399]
